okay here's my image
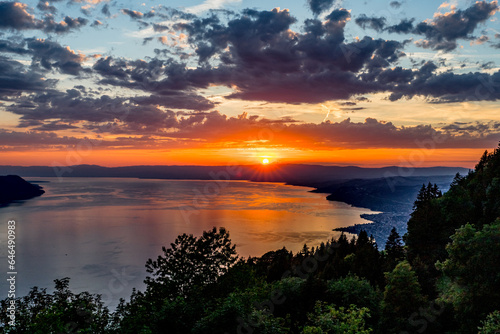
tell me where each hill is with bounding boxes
[0,175,45,204]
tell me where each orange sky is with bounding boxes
[1,147,489,168]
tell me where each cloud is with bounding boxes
[185,0,242,15]
[386,18,414,34]
[390,1,402,9]
[0,129,82,148]
[86,6,500,105]
[1,0,500,139]
[0,2,40,30]
[0,39,30,55]
[42,15,88,34]
[0,2,89,34]
[307,0,335,16]
[388,64,500,102]
[93,112,500,150]
[7,91,178,129]
[26,38,87,75]
[169,8,405,103]
[0,57,57,98]
[412,1,498,51]
[37,1,57,13]
[101,3,110,16]
[355,14,386,32]
[121,8,144,19]
[0,2,88,34]
[471,35,489,45]
[3,109,499,151]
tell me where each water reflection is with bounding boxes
[0,177,377,308]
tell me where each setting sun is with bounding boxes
[262,158,270,165]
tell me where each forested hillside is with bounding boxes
[2,145,500,333]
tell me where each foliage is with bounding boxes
[0,278,110,333]
[478,310,500,334]
[437,220,500,333]
[301,302,372,334]
[384,227,405,272]
[380,261,426,333]
[144,227,238,299]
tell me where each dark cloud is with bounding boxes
[0,57,56,98]
[0,2,88,33]
[136,113,500,150]
[325,8,351,22]
[152,23,169,32]
[0,39,29,55]
[388,66,500,102]
[37,1,57,13]
[390,1,402,9]
[7,84,215,134]
[32,121,80,131]
[413,1,498,51]
[386,18,414,34]
[165,8,407,103]
[2,112,499,151]
[26,38,86,75]
[7,90,182,134]
[42,15,88,33]
[473,35,489,44]
[355,14,386,32]
[0,128,181,151]
[481,61,495,69]
[0,129,82,148]
[121,8,144,19]
[384,2,498,51]
[307,0,335,16]
[101,3,110,16]
[142,37,154,45]
[96,6,500,106]
[131,93,217,111]
[0,2,40,30]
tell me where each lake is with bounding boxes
[0,177,377,308]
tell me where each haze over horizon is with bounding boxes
[1,0,500,167]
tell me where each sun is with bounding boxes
[262,158,270,165]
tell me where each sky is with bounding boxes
[1,0,500,167]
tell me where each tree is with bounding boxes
[0,278,110,333]
[349,230,383,286]
[145,227,238,298]
[326,275,381,327]
[437,220,500,332]
[405,183,444,296]
[380,261,426,333]
[384,227,404,272]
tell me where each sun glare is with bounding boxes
[262,158,270,165]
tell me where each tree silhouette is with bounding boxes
[145,227,238,299]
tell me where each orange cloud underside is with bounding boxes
[1,147,487,168]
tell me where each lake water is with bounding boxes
[0,177,376,308]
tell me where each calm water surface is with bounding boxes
[0,177,377,308]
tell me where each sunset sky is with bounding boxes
[1,0,500,167]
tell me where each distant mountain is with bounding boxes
[0,175,45,204]
[0,164,469,185]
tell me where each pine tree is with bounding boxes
[384,227,404,272]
